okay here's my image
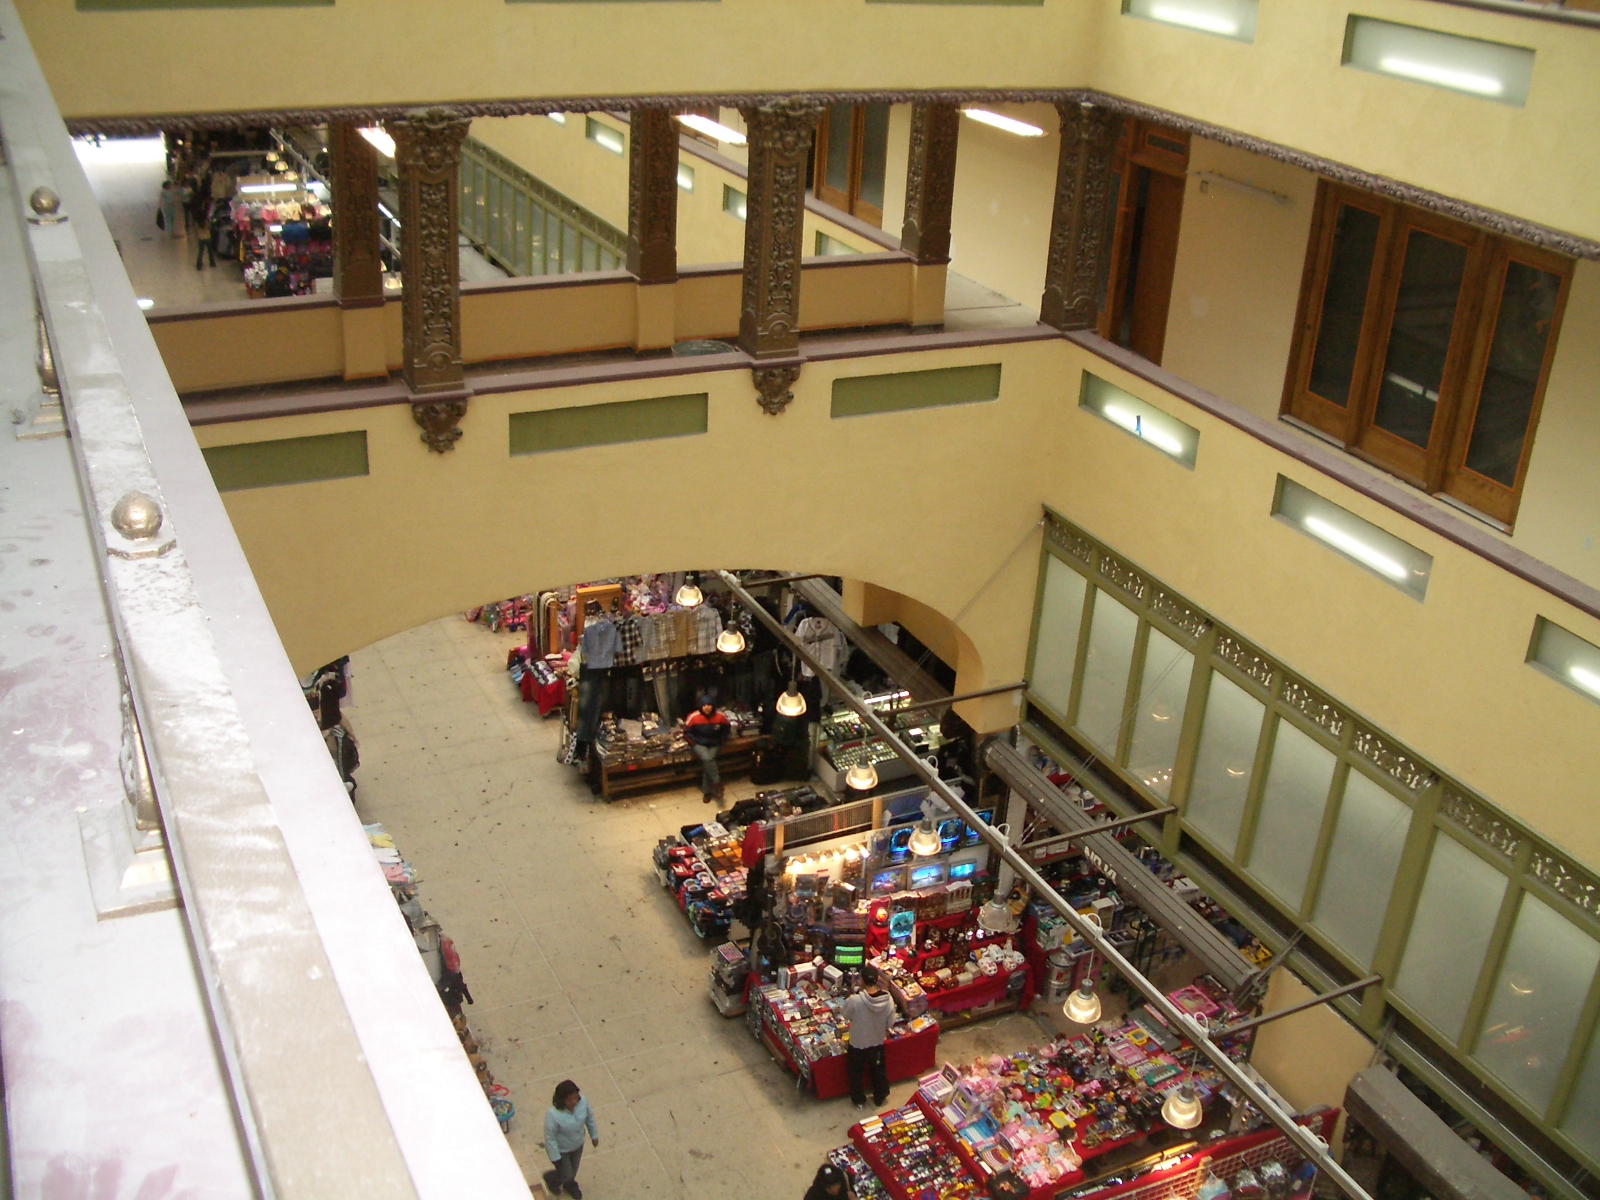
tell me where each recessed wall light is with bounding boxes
[585,118,624,156]
[237,183,299,196]
[1079,373,1199,469]
[677,162,695,193]
[1343,17,1534,107]
[961,109,1045,138]
[722,185,747,221]
[1123,0,1257,43]
[136,298,155,310]
[358,127,395,159]
[547,113,567,126]
[676,114,747,146]
[1527,618,1600,707]
[1273,477,1432,600]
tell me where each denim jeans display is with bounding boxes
[575,667,609,743]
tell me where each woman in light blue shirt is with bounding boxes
[543,1079,598,1199]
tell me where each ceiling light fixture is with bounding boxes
[1274,477,1431,599]
[961,109,1045,138]
[1301,516,1408,582]
[1080,374,1199,467]
[237,183,298,195]
[675,578,703,607]
[1064,978,1103,1025]
[977,896,1018,935]
[1161,1082,1204,1129]
[1376,56,1502,97]
[358,127,396,159]
[1103,404,1187,457]
[676,114,747,146]
[716,628,745,655]
[775,686,807,718]
[907,815,942,854]
[1124,0,1256,41]
[1147,3,1237,36]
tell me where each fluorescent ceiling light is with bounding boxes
[676,114,746,146]
[1527,617,1600,707]
[358,127,396,159]
[547,113,567,125]
[1103,404,1186,457]
[961,109,1044,138]
[1148,3,1236,36]
[135,298,155,310]
[677,162,695,192]
[1570,666,1600,699]
[1301,516,1408,582]
[1273,477,1432,600]
[1079,373,1199,468]
[238,183,298,195]
[1376,56,1502,97]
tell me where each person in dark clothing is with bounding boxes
[842,965,895,1110]
[803,1162,855,1200]
[436,936,474,1019]
[684,694,730,803]
[192,195,216,269]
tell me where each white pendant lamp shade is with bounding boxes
[716,628,745,654]
[907,817,941,856]
[1064,979,1103,1025]
[775,687,807,718]
[977,897,1017,935]
[1161,1083,1203,1130]
[845,762,880,792]
[675,581,703,607]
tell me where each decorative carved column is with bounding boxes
[391,107,472,451]
[738,101,822,415]
[900,102,960,265]
[628,108,680,352]
[1040,101,1122,332]
[329,120,383,306]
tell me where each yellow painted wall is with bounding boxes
[150,302,344,393]
[1250,971,1374,1149]
[20,2,1598,246]
[189,333,1600,871]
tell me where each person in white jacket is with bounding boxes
[543,1079,598,1199]
[841,966,896,1110]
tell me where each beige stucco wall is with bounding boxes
[1250,971,1375,1149]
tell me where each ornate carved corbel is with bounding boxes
[412,396,469,453]
[1040,101,1123,332]
[752,364,802,417]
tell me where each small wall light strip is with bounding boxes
[1123,0,1257,43]
[1527,617,1600,707]
[676,114,747,146]
[1079,373,1199,469]
[547,113,567,126]
[1273,477,1432,600]
[722,185,747,221]
[585,117,624,156]
[237,183,299,195]
[1343,17,1534,107]
[677,162,695,193]
[358,126,395,159]
[961,109,1044,138]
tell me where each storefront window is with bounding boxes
[1310,769,1411,967]
[1474,893,1600,1114]
[1246,720,1336,910]
[1030,555,1087,721]
[1394,833,1507,1042]
[1184,672,1263,856]
[1126,629,1192,798]
[1075,590,1139,756]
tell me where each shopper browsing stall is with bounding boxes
[543,1080,598,1200]
[803,1161,856,1200]
[842,966,895,1110]
[685,695,731,803]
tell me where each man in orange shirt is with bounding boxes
[684,695,730,804]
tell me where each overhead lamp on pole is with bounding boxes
[845,762,880,792]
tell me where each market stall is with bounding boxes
[228,175,332,298]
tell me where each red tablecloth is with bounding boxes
[918,963,1035,1016]
[809,1023,940,1100]
[518,671,566,716]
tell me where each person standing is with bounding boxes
[192,194,216,270]
[684,695,730,804]
[157,180,180,238]
[842,965,895,1110]
[543,1080,598,1200]
[803,1163,856,1200]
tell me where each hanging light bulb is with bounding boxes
[977,897,1017,935]
[845,762,880,792]
[907,817,941,856]
[775,686,807,718]
[716,628,745,654]
[1161,1083,1203,1130]
[674,577,703,607]
[1063,978,1103,1025]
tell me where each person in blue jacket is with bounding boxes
[543,1079,598,1199]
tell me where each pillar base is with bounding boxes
[909,261,948,328]
[635,281,676,352]
[340,301,389,381]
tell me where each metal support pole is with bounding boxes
[716,570,1375,1200]
[891,682,1027,715]
[1214,975,1383,1039]
[1019,806,1178,855]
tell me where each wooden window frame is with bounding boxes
[1097,120,1190,355]
[812,104,884,228]
[1284,182,1573,528]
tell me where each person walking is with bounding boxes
[192,194,216,270]
[684,694,730,804]
[803,1162,856,1200]
[157,180,181,239]
[543,1079,598,1199]
[842,965,895,1111]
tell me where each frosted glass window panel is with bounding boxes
[1561,1029,1600,1160]
[1030,556,1088,720]
[1311,770,1412,967]
[1127,629,1193,797]
[1075,590,1139,755]
[1246,720,1336,909]
[1474,894,1600,1114]
[1185,672,1264,856]
[1395,834,1507,1042]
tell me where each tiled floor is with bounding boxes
[345,616,1053,1199]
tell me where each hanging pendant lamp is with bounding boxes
[1063,978,1103,1025]
[907,816,941,856]
[675,579,703,607]
[716,628,745,654]
[775,686,807,717]
[1160,1082,1203,1130]
[977,897,1017,935]
[845,761,880,792]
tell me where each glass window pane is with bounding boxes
[1311,770,1412,967]
[1372,228,1469,449]
[530,205,547,276]
[1464,261,1562,488]
[1247,720,1336,909]
[1030,556,1088,721]
[858,103,890,210]
[1562,1029,1600,1159]
[548,218,564,274]
[501,187,514,260]
[583,237,599,273]
[563,222,578,274]
[1075,590,1139,755]
[1185,672,1264,857]
[825,105,853,195]
[1308,204,1381,408]
[1127,629,1193,798]
[1395,834,1508,1042]
[514,192,529,274]
[487,179,501,255]
[1474,893,1600,1114]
